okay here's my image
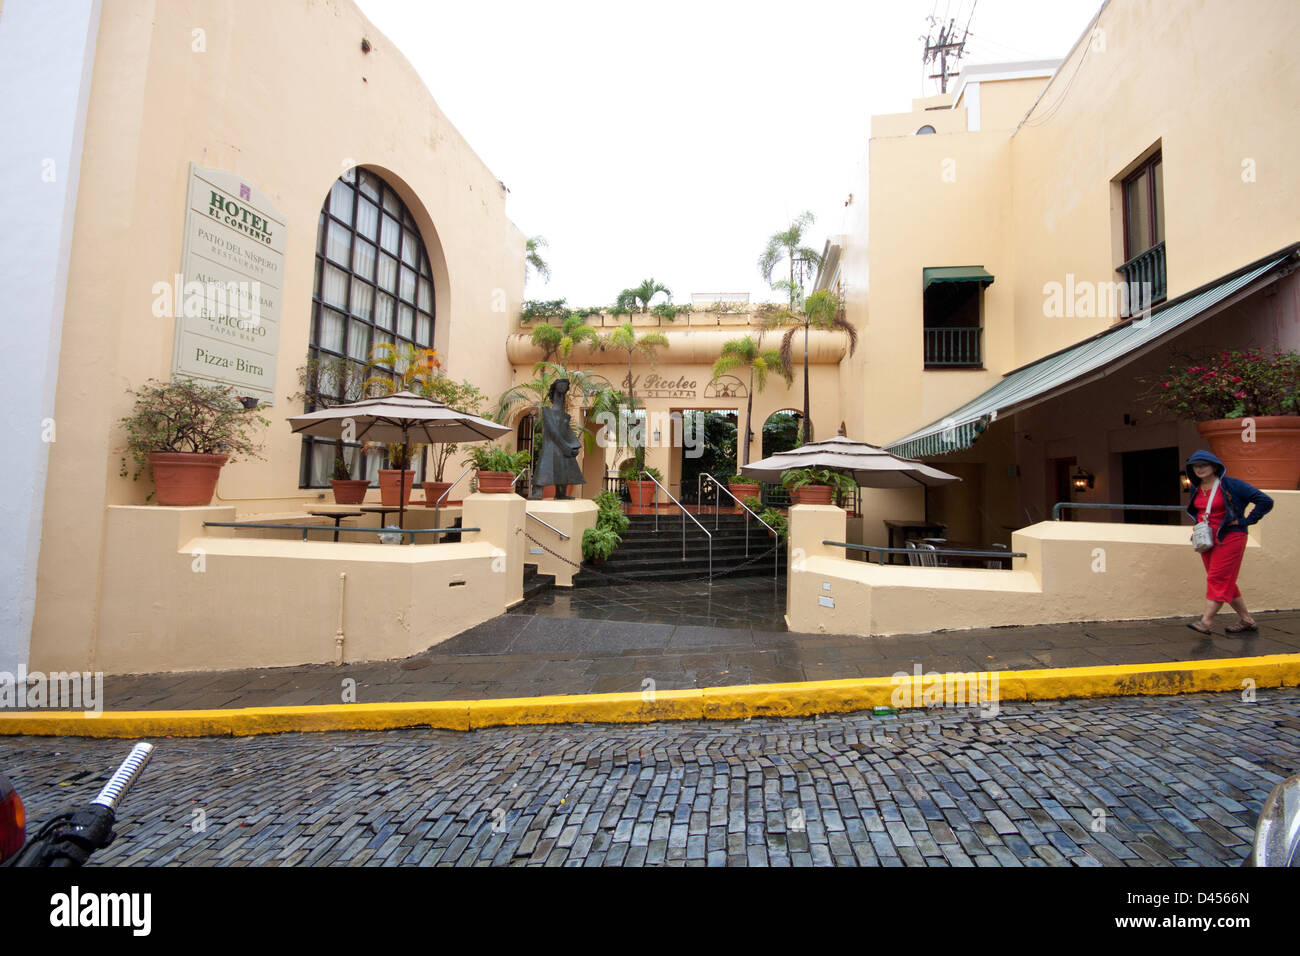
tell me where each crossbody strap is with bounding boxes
[1201,478,1220,522]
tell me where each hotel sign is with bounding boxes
[170,164,285,404]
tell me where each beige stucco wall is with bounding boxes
[50,496,519,675]
[788,492,1300,637]
[30,0,526,670]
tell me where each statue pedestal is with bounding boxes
[524,499,598,587]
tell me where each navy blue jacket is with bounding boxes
[1184,450,1274,542]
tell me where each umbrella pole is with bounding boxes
[399,437,409,532]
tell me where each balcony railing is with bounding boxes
[1116,240,1166,317]
[924,326,982,368]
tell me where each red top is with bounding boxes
[1194,484,1227,529]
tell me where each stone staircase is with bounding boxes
[571,513,785,586]
[522,563,555,600]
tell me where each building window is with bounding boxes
[1117,152,1166,314]
[922,267,993,368]
[300,169,437,488]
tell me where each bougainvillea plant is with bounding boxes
[1143,348,1300,421]
[120,377,269,481]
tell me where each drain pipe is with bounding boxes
[334,571,347,665]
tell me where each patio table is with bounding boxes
[307,509,364,543]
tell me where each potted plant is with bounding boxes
[328,452,371,505]
[781,466,857,506]
[120,378,268,506]
[294,354,371,503]
[1147,348,1300,489]
[466,446,531,494]
[620,459,662,510]
[417,374,486,507]
[378,441,421,506]
[725,473,761,513]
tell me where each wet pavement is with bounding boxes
[28,609,1300,712]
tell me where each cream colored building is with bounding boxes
[5,0,529,674]
[831,0,1300,550]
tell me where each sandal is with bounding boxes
[1186,619,1213,634]
[1226,620,1259,634]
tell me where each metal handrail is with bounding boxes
[1051,501,1186,521]
[823,540,1025,566]
[204,521,476,546]
[526,511,570,541]
[433,466,473,544]
[511,467,528,488]
[696,472,780,581]
[641,470,712,584]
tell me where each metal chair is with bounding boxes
[917,542,943,567]
[985,542,1009,570]
[905,540,922,567]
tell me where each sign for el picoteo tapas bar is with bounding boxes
[170,164,285,404]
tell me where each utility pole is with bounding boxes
[921,2,976,94]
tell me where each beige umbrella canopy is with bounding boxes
[738,435,961,489]
[288,391,511,527]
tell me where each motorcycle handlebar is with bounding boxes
[90,742,154,813]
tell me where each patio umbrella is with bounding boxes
[738,435,960,489]
[288,391,511,529]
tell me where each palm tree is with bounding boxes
[602,322,669,470]
[711,335,792,465]
[758,211,821,311]
[615,277,671,314]
[529,311,600,368]
[769,289,858,444]
[525,235,551,285]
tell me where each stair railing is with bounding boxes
[696,472,780,581]
[642,470,712,584]
[526,511,570,540]
[432,466,473,544]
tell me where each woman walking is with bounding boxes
[1184,450,1273,634]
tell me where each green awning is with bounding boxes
[889,252,1293,460]
[923,266,995,291]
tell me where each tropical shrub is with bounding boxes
[582,525,621,562]
[465,446,531,473]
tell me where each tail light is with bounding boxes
[0,783,25,862]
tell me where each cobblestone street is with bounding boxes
[5,688,1297,866]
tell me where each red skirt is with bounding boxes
[1200,525,1248,602]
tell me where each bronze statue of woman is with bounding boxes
[530,378,585,500]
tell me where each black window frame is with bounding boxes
[1121,152,1163,262]
[299,169,437,488]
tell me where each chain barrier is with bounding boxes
[521,529,784,585]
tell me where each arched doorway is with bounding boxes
[762,409,806,459]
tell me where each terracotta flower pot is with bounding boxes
[627,479,658,510]
[1197,416,1300,490]
[148,452,228,506]
[378,469,416,506]
[422,480,452,507]
[790,484,833,505]
[728,481,760,513]
[475,470,516,494]
[330,479,371,504]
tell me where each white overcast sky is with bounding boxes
[355,0,1102,306]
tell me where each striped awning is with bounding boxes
[887,252,1293,460]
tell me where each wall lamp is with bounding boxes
[1180,473,1192,491]
[1071,467,1095,493]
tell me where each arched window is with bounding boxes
[300,169,437,486]
[916,125,937,135]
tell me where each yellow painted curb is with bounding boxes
[0,654,1296,738]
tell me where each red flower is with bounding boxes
[1161,381,1170,388]
[1235,391,1247,398]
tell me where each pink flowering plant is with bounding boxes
[1143,348,1300,420]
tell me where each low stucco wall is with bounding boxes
[524,500,597,587]
[787,492,1300,636]
[33,494,522,675]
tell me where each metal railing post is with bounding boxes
[433,465,473,545]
